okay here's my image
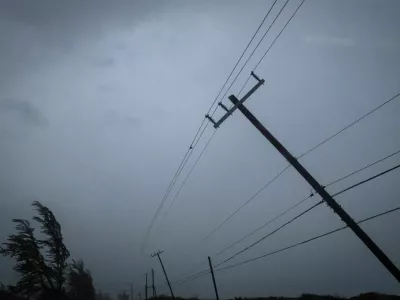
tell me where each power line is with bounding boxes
[141,1,290,247]
[298,93,400,159]
[219,0,288,103]
[207,0,278,109]
[197,93,400,247]
[215,205,400,273]
[173,206,400,284]
[191,1,308,246]
[200,164,291,243]
[153,0,306,249]
[155,0,286,229]
[214,162,400,268]
[332,163,400,198]
[154,125,214,237]
[206,0,278,117]
[171,204,400,284]
[237,0,306,97]
[215,147,400,257]
[140,149,190,252]
[325,148,400,187]
[254,0,305,70]
[174,162,400,285]
[172,269,210,285]
[163,130,218,220]
[141,119,208,251]
[216,201,323,267]
[216,193,314,256]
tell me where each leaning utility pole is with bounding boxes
[151,250,175,298]
[208,256,220,300]
[210,71,400,282]
[151,269,157,298]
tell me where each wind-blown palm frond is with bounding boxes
[32,201,70,290]
[0,219,54,296]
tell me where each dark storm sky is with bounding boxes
[1,0,400,298]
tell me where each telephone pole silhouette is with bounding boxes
[210,71,400,283]
[145,273,148,300]
[151,250,175,298]
[152,269,157,298]
[208,256,220,300]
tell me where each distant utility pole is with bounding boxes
[130,283,133,300]
[212,71,400,283]
[152,269,157,298]
[208,256,220,300]
[138,292,142,300]
[145,273,148,300]
[151,250,175,298]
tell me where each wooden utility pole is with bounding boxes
[215,74,400,282]
[151,251,175,298]
[208,256,220,300]
[145,273,148,300]
[152,269,157,298]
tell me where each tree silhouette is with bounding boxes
[117,291,130,300]
[0,218,54,296]
[96,291,114,300]
[0,201,70,298]
[67,259,96,300]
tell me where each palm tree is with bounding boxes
[0,201,70,298]
[32,201,70,292]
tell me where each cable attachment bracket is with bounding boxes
[251,71,263,83]
[205,114,218,127]
[218,102,229,112]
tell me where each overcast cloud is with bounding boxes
[1,0,400,298]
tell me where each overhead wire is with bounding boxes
[205,0,278,117]
[215,147,400,257]
[141,119,208,251]
[198,92,400,246]
[149,0,287,238]
[200,164,291,243]
[214,162,400,268]
[172,269,210,285]
[197,0,312,244]
[216,193,314,256]
[164,130,218,218]
[324,148,400,188]
[254,0,306,71]
[173,162,400,284]
[237,0,306,97]
[215,205,400,272]
[219,0,289,103]
[298,93,400,159]
[215,201,324,267]
[140,0,277,249]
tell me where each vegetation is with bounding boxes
[0,201,95,300]
[1,202,399,300]
[117,291,130,300]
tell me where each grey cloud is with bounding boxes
[93,57,116,68]
[1,0,400,298]
[102,110,142,128]
[0,98,47,126]
[304,35,356,47]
